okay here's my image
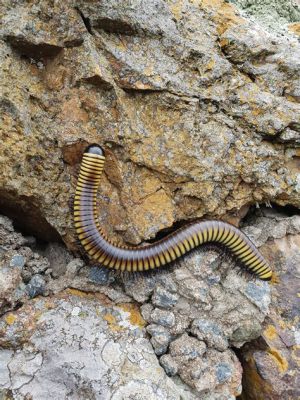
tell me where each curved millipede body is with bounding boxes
[74,144,273,281]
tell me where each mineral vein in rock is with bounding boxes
[73,145,273,281]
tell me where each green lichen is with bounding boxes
[229,0,300,33]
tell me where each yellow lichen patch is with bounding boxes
[118,303,146,328]
[289,22,300,36]
[200,0,246,35]
[271,272,280,284]
[263,325,278,341]
[103,313,123,332]
[267,348,289,373]
[33,310,44,322]
[66,288,92,298]
[278,319,287,329]
[103,313,116,325]
[219,38,229,48]
[5,313,16,326]
[65,288,111,305]
[168,2,183,21]
[205,58,216,71]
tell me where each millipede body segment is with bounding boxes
[73,144,273,281]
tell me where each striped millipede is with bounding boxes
[73,144,273,282]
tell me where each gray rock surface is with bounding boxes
[0,0,300,398]
[0,292,193,400]
[0,207,299,399]
[238,208,300,400]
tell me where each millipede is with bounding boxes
[73,144,273,282]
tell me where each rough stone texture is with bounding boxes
[0,215,50,314]
[0,0,300,399]
[0,0,299,249]
[0,209,299,399]
[238,208,300,400]
[0,212,262,399]
[229,0,300,36]
[125,208,300,399]
[0,291,193,400]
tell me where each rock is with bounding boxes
[191,318,228,351]
[168,333,241,396]
[77,0,178,37]
[65,258,84,278]
[279,127,300,144]
[152,285,179,309]
[216,363,233,384]
[169,333,206,361]
[0,216,26,250]
[0,291,191,400]
[140,303,154,321]
[229,0,300,36]
[0,265,26,315]
[0,0,300,398]
[150,308,176,328]
[26,274,46,299]
[0,215,58,313]
[41,242,72,277]
[160,354,178,376]
[88,265,113,285]
[0,1,86,58]
[9,254,25,269]
[238,211,300,400]
[0,0,299,248]
[146,324,171,355]
[23,251,50,279]
[124,274,159,302]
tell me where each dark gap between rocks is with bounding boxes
[241,202,300,227]
[145,217,200,243]
[145,202,300,245]
[234,336,269,400]
[7,36,62,59]
[0,190,62,243]
[75,7,93,35]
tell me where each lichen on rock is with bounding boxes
[0,0,300,398]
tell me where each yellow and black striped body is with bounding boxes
[74,145,273,281]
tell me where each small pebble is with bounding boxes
[89,266,111,285]
[160,354,178,376]
[10,255,25,269]
[150,308,175,328]
[146,324,171,355]
[152,286,178,309]
[26,275,46,299]
[216,363,232,383]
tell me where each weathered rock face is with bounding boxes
[229,0,300,36]
[238,209,300,400]
[0,0,300,399]
[0,291,195,400]
[0,0,299,247]
[1,209,299,399]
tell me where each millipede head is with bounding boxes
[84,144,105,157]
